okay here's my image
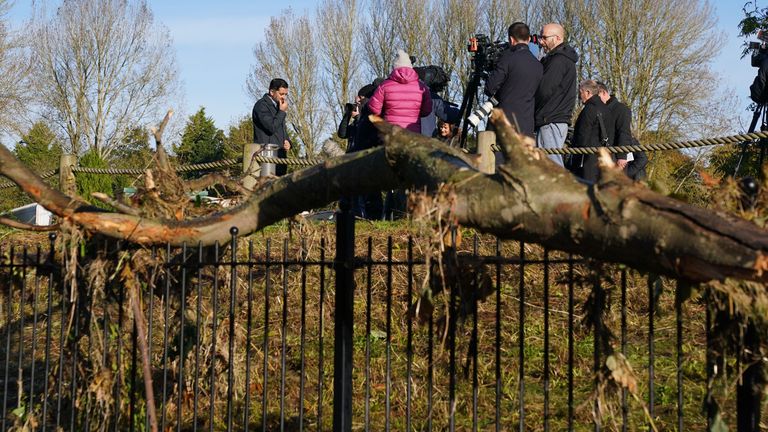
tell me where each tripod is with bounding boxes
[734,103,767,178]
[456,69,485,149]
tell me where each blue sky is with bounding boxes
[144,0,318,128]
[715,0,761,129]
[4,0,759,132]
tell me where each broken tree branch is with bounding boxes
[0,216,59,232]
[1,111,768,283]
[184,172,251,196]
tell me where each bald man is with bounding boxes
[534,23,579,167]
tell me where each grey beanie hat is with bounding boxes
[393,49,412,68]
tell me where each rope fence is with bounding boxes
[71,157,242,175]
[492,131,768,154]
[1,131,767,190]
[0,169,58,190]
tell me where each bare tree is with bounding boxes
[387,0,433,65]
[247,9,326,156]
[0,1,31,135]
[359,0,398,79]
[317,0,363,128]
[481,0,541,43]
[27,0,180,159]
[565,0,720,140]
[429,0,479,102]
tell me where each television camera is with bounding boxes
[458,33,539,147]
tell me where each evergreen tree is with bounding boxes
[223,116,254,176]
[111,126,155,191]
[224,115,253,157]
[113,126,154,169]
[15,121,63,172]
[175,108,225,167]
[0,121,64,210]
[77,149,114,206]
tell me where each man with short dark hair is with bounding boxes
[252,78,292,176]
[484,22,543,137]
[535,23,578,166]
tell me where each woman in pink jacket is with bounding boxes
[368,50,432,133]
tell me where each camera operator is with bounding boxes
[484,22,543,137]
[338,84,375,153]
[534,23,579,167]
[751,53,768,104]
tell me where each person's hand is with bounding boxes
[616,159,628,169]
[278,97,288,112]
[283,140,291,151]
[351,104,359,118]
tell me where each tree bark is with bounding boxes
[1,110,768,283]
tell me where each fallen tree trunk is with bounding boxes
[1,110,767,283]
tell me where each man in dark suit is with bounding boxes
[252,78,292,176]
[597,81,630,169]
[484,22,543,138]
[569,79,613,182]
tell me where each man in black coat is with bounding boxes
[337,83,382,219]
[625,139,648,181]
[569,80,614,183]
[751,53,768,104]
[534,23,579,167]
[484,22,543,137]
[252,78,292,176]
[597,82,630,168]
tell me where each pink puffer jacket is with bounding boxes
[368,67,432,133]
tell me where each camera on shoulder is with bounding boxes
[749,30,768,68]
[467,34,508,73]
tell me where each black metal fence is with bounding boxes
[0,211,761,431]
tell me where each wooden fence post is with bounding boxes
[477,131,496,174]
[59,153,77,196]
[242,143,262,190]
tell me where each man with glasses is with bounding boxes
[253,78,292,176]
[534,23,579,167]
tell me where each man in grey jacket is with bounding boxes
[252,78,292,176]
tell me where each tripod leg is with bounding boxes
[759,108,768,179]
[458,76,479,149]
[734,104,764,177]
[734,142,752,178]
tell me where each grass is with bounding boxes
[0,220,751,431]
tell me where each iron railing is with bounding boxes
[0,212,760,431]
